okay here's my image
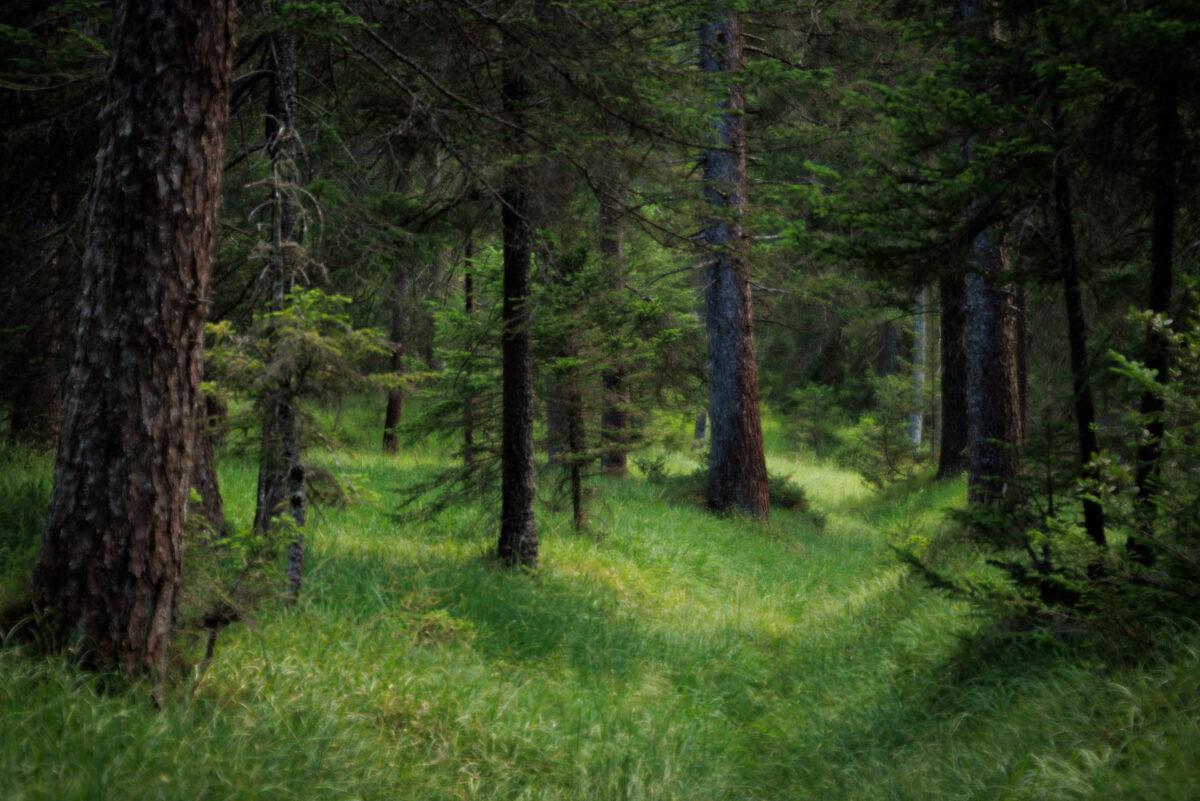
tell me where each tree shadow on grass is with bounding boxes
[304,545,659,681]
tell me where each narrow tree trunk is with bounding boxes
[497,55,538,568]
[254,19,307,603]
[599,191,628,475]
[1131,78,1182,564]
[1054,131,1105,548]
[463,234,476,475]
[938,280,968,478]
[190,395,226,536]
[909,288,927,448]
[382,262,408,455]
[28,0,234,681]
[699,8,769,519]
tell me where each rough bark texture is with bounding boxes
[699,8,769,519]
[497,57,538,567]
[1131,78,1182,564]
[964,233,1023,504]
[28,0,234,680]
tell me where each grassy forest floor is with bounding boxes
[2,398,1199,800]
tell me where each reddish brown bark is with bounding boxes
[699,9,768,519]
[28,0,234,680]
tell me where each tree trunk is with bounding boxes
[497,54,538,568]
[909,288,926,448]
[382,261,408,455]
[463,234,476,475]
[1131,77,1182,564]
[876,321,900,377]
[699,8,769,519]
[190,395,226,536]
[599,191,628,475]
[1054,128,1105,548]
[938,279,968,478]
[254,18,307,603]
[964,234,1023,504]
[28,0,234,681]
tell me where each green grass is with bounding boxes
[1,406,1198,800]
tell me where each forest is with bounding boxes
[1,0,1199,798]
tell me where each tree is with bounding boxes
[253,9,308,602]
[497,40,538,568]
[699,7,769,519]
[27,0,234,681]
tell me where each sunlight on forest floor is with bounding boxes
[1,417,1198,800]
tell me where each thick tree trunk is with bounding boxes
[1131,78,1182,564]
[699,8,769,519]
[28,0,234,681]
[938,273,969,479]
[964,233,1023,504]
[497,56,538,568]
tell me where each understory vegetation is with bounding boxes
[2,400,1197,801]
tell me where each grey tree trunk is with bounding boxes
[699,8,769,519]
[28,0,234,681]
[253,18,307,603]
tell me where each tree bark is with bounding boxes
[964,233,1023,504]
[254,17,307,603]
[28,0,234,681]
[497,54,538,568]
[699,8,769,519]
